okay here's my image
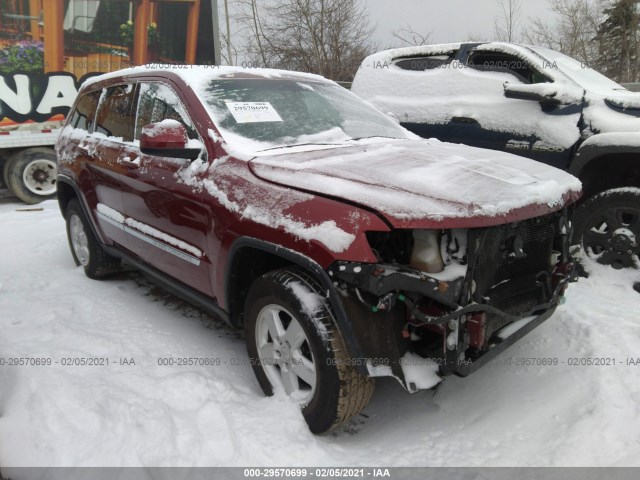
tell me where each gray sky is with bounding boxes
[366,0,558,48]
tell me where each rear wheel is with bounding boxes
[65,199,121,279]
[244,268,374,434]
[3,148,58,204]
[574,188,640,269]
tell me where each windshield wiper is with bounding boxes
[257,142,342,152]
[349,135,401,141]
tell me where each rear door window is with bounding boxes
[94,84,137,141]
[394,51,458,71]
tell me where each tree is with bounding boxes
[595,0,640,82]
[494,0,523,42]
[223,0,234,65]
[233,0,271,67]
[236,0,373,81]
[523,0,603,69]
[392,25,433,47]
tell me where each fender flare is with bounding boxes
[225,237,369,375]
[571,137,640,178]
[56,174,107,245]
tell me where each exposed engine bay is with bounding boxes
[328,208,575,387]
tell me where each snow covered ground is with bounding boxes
[1,195,640,467]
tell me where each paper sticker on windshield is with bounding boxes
[225,102,283,123]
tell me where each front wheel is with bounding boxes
[573,188,640,269]
[3,148,57,204]
[244,268,374,434]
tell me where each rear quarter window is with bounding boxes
[68,91,101,131]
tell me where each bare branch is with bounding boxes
[392,25,433,46]
[494,0,523,42]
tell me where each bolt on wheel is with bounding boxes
[22,159,57,196]
[69,214,90,267]
[255,304,317,405]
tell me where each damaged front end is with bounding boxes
[328,208,576,392]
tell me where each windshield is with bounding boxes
[529,46,625,93]
[199,78,409,155]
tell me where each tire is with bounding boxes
[2,155,14,191]
[4,148,57,204]
[65,199,121,279]
[244,268,375,434]
[573,188,640,269]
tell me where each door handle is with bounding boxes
[118,154,140,169]
[451,116,479,124]
[77,144,96,161]
[77,144,90,154]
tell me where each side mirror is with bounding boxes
[503,81,582,106]
[140,121,201,160]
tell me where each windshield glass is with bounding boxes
[530,46,625,92]
[199,78,409,155]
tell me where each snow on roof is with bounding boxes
[81,65,334,89]
[358,43,463,67]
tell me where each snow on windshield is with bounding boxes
[197,78,408,155]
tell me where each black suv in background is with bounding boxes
[353,42,640,270]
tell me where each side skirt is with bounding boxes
[103,244,231,326]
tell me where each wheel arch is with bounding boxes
[56,175,108,246]
[225,237,369,375]
[56,176,78,216]
[572,144,640,199]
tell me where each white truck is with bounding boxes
[1,71,81,204]
[1,116,61,204]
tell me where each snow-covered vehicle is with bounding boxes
[56,66,581,433]
[353,42,640,270]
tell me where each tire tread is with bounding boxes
[273,269,374,433]
[245,268,375,434]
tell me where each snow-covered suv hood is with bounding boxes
[603,91,640,109]
[249,139,582,228]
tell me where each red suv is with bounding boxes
[56,66,581,433]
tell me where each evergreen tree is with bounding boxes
[596,0,640,82]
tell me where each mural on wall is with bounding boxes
[0,0,217,125]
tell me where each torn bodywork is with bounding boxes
[328,208,575,391]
